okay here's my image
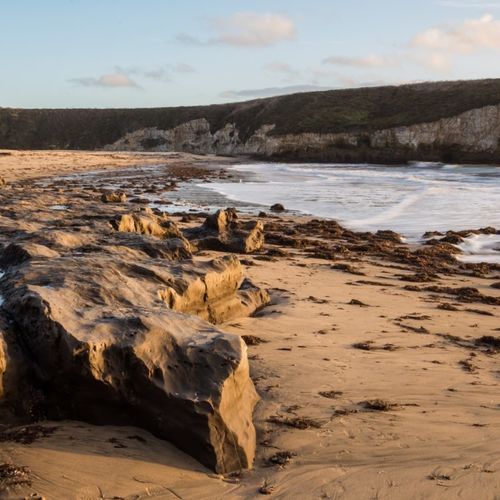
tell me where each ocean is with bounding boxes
[197,162,500,264]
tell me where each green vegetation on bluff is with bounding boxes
[1,78,500,150]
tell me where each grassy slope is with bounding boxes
[1,79,500,150]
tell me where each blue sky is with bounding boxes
[2,0,500,108]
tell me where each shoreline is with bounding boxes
[0,151,499,499]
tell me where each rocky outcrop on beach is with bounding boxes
[0,166,272,473]
[186,209,265,254]
[0,250,259,472]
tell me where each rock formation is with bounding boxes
[101,191,127,203]
[157,254,269,323]
[0,242,265,472]
[0,182,270,473]
[186,209,265,254]
[102,103,500,164]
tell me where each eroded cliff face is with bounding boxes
[104,104,500,163]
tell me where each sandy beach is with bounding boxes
[0,151,498,500]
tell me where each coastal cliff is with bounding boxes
[103,102,500,163]
[2,78,500,163]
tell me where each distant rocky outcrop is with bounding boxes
[2,79,500,163]
[103,104,500,164]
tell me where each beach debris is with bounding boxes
[349,299,370,307]
[242,335,268,346]
[266,451,296,466]
[319,390,343,399]
[0,463,31,488]
[361,399,400,411]
[259,479,275,495]
[0,425,58,445]
[267,415,323,429]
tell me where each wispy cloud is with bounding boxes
[219,79,404,100]
[69,72,140,88]
[323,54,400,68]
[70,63,196,89]
[177,12,296,48]
[220,84,333,100]
[412,13,500,53]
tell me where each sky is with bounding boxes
[2,0,500,108]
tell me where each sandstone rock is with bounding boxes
[0,242,60,267]
[0,252,260,473]
[113,234,193,261]
[111,211,183,240]
[203,208,238,233]
[187,209,265,254]
[158,254,270,324]
[101,191,127,203]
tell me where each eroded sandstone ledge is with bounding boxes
[0,176,270,473]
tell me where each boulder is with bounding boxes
[101,191,127,203]
[0,177,6,186]
[0,248,264,473]
[187,209,265,254]
[270,203,285,213]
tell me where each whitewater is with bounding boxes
[197,162,500,263]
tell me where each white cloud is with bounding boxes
[323,54,400,68]
[177,12,296,48]
[210,12,295,47]
[412,13,500,53]
[69,73,140,88]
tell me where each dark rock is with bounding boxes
[270,204,285,213]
